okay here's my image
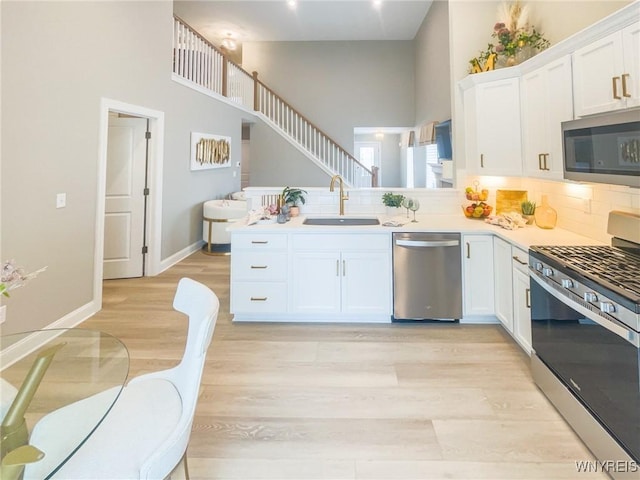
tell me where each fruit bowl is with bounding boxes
[462,202,493,219]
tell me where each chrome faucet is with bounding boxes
[329,174,349,215]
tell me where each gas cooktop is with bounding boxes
[530,245,640,302]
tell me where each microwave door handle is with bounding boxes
[530,273,639,347]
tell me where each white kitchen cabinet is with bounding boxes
[512,247,532,355]
[521,56,573,180]
[462,234,495,317]
[493,237,514,332]
[573,22,640,116]
[463,77,522,177]
[230,233,288,315]
[291,234,391,318]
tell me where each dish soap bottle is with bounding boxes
[534,195,557,229]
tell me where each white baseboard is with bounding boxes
[159,241,205,274]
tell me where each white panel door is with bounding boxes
[341,251,391,315]
[291,252,341,314]
[103,115,147,279]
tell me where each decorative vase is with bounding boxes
[534,195,557,229]
[289,205,300,217]
[522,214,535,225]
[386,206,402,216]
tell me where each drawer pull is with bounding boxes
[512,255,528,266]
[250,297,268,302]
[251,240,269,244]
[250,265,268,269]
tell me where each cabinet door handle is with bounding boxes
[466,242,470,259]
[622,73,631,98]
[336,259,340,276]
[526,288,531,308]
[612,76,621,99]
[250,297,267,302]
[343,259,346,276]
[480,154,484,168]
[250,265,267,269]
[543,153,550,171]
[251,240,268,244]
[512,255,528,266]
[538,153,543,170]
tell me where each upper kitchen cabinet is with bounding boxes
[521,56,573,180]
[573,22,640,117]
[463,76,522,177]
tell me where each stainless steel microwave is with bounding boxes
[562,109,640,188]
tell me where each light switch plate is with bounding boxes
[56,193,66,209]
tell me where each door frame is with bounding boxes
[95,98,165,308]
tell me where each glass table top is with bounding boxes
[0,328,129,479]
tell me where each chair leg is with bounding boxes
[165,452,189,480]
[183,451,190,480]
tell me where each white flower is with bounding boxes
[0,260,47,297]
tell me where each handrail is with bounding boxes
[253,78,372,173]
[172,15,376,187]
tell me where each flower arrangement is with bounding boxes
[469,1,550,72]
[0,260,46,297]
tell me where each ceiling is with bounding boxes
[173,0,434,50]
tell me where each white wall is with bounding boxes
[1,1,247,333]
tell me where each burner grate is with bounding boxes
[535,245,640,298]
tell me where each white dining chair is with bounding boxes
[24,277,220,480]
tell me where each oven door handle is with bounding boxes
[530,273,639,348]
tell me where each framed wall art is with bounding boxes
[190,132,231,171]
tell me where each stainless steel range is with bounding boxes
[529,211,640,479]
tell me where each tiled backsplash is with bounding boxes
[243,187,462,216]
[244,180,639,243]
[464,176,640,243]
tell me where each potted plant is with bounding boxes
[382,192,405,215]
[282,187,307,217]
[521,200,536,225]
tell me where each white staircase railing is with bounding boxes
[172,15,376,188]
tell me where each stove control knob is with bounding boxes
[535,262,544,272]
[584,292,598,303]
[561,279,574,289]
[542,267,554,277]
[600,302,616,314]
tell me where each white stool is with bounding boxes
[202,199,247,255]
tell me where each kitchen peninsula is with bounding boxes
[228,201,602,355]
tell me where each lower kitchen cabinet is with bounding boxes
[512,247,532,354]
[462,234,495,317]
[493,237,514,332]
[291,234,391,317]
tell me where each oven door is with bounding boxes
[530,273,640,462]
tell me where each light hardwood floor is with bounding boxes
[81,251,607,479]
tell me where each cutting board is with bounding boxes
[496,190,528,215]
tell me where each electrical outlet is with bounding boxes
[56,193,66,209]
[0,305,6,325]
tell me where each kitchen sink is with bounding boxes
[302,217,380,226]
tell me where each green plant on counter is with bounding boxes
[521,200,536,215]
[282,186,307,206]
[382,192,405,207]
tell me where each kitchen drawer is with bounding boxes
[231,282,287,313]
[511,246,529,275]
[292,233,390,251]
[232,233,287,251]
[231,252,287,281]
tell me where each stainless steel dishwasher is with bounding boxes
[392,232,462,321]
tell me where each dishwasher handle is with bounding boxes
[395,239,460,248]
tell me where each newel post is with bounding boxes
[252,71,259,112]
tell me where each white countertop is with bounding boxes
[229,214,605,251]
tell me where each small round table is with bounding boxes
[0,329,129,480]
